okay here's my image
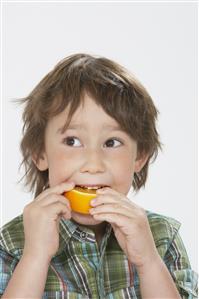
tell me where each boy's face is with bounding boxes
[35,94,148,227]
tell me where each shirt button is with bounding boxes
[80,231,87,240]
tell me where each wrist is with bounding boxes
[136,252,162,275]
[22,248,52,265]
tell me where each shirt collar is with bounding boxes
[54,218,77,257]
[54,219,112,257]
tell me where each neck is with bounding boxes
[93,222,107,245]
[83,222,107,245]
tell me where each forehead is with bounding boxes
[47,94,123,133]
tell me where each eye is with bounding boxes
[63,136,82,147]
[104,138,122,148]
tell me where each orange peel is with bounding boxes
[64,187,97,214]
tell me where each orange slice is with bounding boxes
[64,187,97,214]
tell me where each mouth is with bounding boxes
[75,185,109,190]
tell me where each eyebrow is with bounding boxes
[56,124,125,134]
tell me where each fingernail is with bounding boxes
[66,181,75,185]
[96,188,105,193]
[90,199,96,206]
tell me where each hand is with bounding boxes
[90,187,159,270]
[23,182,75,261]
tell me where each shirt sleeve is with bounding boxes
[164,231,198,298]
[0,247,19,295]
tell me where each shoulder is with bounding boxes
[146,210,181,240]
[145,210,181,257]
[0,214,24,258]
[0,215,24,294]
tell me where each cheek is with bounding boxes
[111,150,135,172]
[47,150,76,186]
[110,152,135,193]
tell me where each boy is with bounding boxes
[0,53,197,298]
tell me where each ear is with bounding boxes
[32,152,48,171]
[134,152,149,173]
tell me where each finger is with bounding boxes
[45,202,71,220]
[97,187,141,208]
[90,203,135,219]
[36,181,75,201]
[94,194,142,212]
[111,223,124,237]
[37,194,71,210]
[91,193,131,207]
[92,213,129,226]
[96,187,123,196]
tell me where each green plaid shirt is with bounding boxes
[0,210,198,298]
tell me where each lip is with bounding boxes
[75,184,110,188]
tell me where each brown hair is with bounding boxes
[18,53,162,197]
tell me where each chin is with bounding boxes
[71,211,103,226]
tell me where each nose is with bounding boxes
[80,148,106,174]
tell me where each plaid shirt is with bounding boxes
[0,210,198,298]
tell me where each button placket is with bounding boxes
[80,231,88,240]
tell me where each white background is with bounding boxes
[1,2,197,272]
